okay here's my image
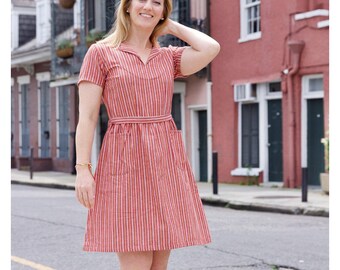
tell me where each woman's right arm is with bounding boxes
[75,82,103,209]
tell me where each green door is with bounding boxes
[307,99,324,185]
[267,100,283,182]
[198,110,208,182]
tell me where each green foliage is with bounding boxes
[56,38,74,50]
[86,30,105,43]
[321,131,329,172]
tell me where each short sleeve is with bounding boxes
[77,44,106,88]
[168,45,188,79]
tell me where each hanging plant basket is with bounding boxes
[59,0,76,9]
[56,47,74,59]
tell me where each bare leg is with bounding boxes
[116,251,153,270]
[150,250,171,270]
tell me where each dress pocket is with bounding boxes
[170,130,187,170]
[108,132,133,177]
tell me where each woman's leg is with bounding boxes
[116,251,153,270]
[150,250,171,270]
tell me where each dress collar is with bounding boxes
[118,42,160,65]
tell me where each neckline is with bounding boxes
[118,42,159,65]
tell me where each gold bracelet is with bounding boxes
[75,163,92,169]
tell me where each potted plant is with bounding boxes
[56,38,74,59]
[320,132,329,194]
[86,30,105,48]
[59,0,76,9]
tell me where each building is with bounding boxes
[210,0,329,187]
[11,0,214,181]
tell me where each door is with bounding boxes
[171,93,182,130]
[307,98,324,185]
[198,110,208,182]
[267,99,283,182]
[40,81,51,157]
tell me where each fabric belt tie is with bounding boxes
[108,114,172,125]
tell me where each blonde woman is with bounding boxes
[75,0,220,269]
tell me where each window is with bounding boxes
[171,0,190,25]
[57,87,70,159]
[105,0,118,32]
[18,14,36,46]
[20,84,30,157]
[239,0,261,42]
[87,0,95,31]
[246,0,261,34]
[40,81,51,158]
[268,82,281,93]
[241,103,259,168]
[309,78,323,92]
[160,0,190,47]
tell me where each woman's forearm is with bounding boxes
[167,20,220,57]
[75,118,97,164]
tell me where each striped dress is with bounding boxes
[77,42,211,252]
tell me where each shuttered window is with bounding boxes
[40,81,51,157]
[57,87,70,159]
[241,103,259,168]
[20,84,30,157]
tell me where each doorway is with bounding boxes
[267,99,283,182]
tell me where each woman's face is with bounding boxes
[127,0,165,31]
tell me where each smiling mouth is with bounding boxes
[140,13,153,18]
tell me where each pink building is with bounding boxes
[210,0,329,187]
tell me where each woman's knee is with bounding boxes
[150,250,171,270]
[116,251,153,270]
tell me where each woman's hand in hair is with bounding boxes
[163,20,220,76]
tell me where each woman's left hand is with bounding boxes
[156,18,173,38]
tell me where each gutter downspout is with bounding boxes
[285,40,305,188]
[206,0,213,182]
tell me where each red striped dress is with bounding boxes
[77,42,211,252]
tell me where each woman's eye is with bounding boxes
[153,1,162,5]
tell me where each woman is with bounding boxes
[75,0,220,269]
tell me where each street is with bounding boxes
[11,184,328,270]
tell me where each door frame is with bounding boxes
[189,105,207,181]
[301,74,324,168]
[174,82,186,147]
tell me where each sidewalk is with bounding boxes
[11,169,329,217]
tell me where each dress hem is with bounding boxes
[82,238,212,253]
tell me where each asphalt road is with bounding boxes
[11,184,329,270]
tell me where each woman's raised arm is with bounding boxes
[162,19,220,76]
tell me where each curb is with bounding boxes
[200,197,329,218]
[11,180,75,191]
[12,180,329,218]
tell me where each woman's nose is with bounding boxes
[142,0,153,10]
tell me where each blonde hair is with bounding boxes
[98,0,173,48]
